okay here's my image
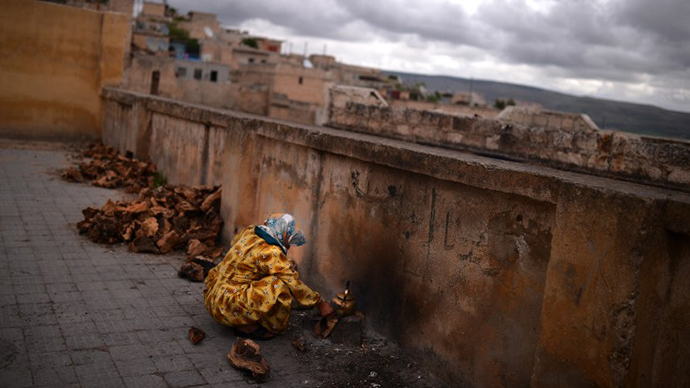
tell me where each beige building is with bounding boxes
[218,28,245,45]
[308,54,390,91]
[230,46,275,69]
[200,39,234,64]
[122,54,235,109]
[132,1,172,55]
[230,62,331,125]
[141,1,165,17]
[253,37,282,53]
[132,33,169,55]
[63,0,134,14]
[123,6,391,126]
[452,91,487,107]
[178,11,221,40]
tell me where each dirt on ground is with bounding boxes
[282,312,450,388]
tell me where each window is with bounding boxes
[193,69,202,80]
[248,58,255,64]
[210,70,218,82]
[298,76,303,84]
[177,67,187,78]
[261,59,267,64]
[150,71,160,95]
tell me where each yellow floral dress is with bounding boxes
[203,226,320,333]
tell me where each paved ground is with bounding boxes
[0,144,316,388]
[0,142,449,388]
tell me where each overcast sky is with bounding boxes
[165,0,690,113]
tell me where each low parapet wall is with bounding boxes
[328,102,690,192]
[102,87,690,388]
[497,105,600,132]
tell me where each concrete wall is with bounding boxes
[201,40,234,64]
[132,33,169,54]
[108,0,134,15]
[175,59,230,83]
[0,0,130,140]
[328,102,690,192]
[179,12,221,40]
[122,55,236,109]
[230,62,333,125]
[141,2,165,17]
[272,63,330,106]
[102,88,690,388]
[497,106,599,132]
[391,99,499,118]
[122,55,179,97]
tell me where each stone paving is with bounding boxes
[0,144,322,388]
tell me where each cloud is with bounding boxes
[165,0,690,112]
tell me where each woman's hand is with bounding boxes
[317,298,334,317]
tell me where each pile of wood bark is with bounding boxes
[62,143,158,192]
[77,185,225,263]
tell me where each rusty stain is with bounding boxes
[424,188,437,282]
[444,211,455,250]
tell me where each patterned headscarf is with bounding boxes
[256,213,307,252]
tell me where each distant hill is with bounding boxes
[384,71,690,140]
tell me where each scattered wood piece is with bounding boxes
[61,167,84,182]
[141,217,159,237]
[227,339,271,379]
[186,239,208,257]
[61,143,157,192]
[178,262,204,282]
[200,188,222,212]
[68,143,226,276]
[314,317,339,339]
[291,336,307,352]
[129,235,158,254]
[157,230,180,254]
[76,184,223,257]
[188,327,206,345]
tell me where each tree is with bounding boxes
[494,99,506,110]
[167,23,190,42]
[427,91,441,103]
[242,38,259,49]
[166,23,199,56]
[186,39,200,55]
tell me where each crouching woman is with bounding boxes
[204,213,332,339]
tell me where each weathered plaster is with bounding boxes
[102,88,690,388]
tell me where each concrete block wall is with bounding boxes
[101,88,690,388]
[0,0,130,140]
[328,102,690,192]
